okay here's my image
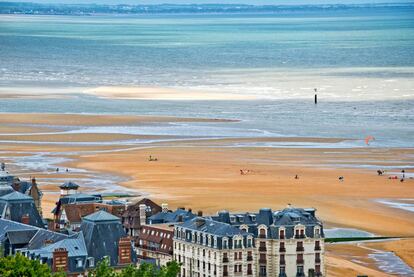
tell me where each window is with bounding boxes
[88,257,94,267]
[279,229,285,239]
[259,265,266,276]
[76,258,83,268]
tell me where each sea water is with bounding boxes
[0,6,413,147]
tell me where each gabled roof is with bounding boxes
[0,219,67,248]
[59,181,79,190]
[6,229,38,245]
[0,191,33,202]
[29,232,87,258]
[83,210,120,223]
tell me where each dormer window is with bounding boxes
[250,215,256,222]
[230,216,236,223]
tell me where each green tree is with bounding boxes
[91,258,180,277]
[0,253,55,277]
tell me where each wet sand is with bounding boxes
[0,112,413,276]
[84,86,258,100]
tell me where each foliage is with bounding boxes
[0,254,180,277]
[0,253,55,277]
[89,258,181,277]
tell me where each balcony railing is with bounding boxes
[279,247,286,253]
[315,246,321,251]
[280,259,286,265]
[259,246,267,252]
[296,246,304,252]
[258,234,266,239]
[224,272,229,276]
[223,257,229,263]
[296,259,304,265]
[315,258,321,263]
[247,256,253,261]
[247,270,253,275]
[279,235,285,239]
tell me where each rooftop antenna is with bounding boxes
[314,88,318,104]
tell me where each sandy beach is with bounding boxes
[0,113,413,276]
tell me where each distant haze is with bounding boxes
[2,0,413,4]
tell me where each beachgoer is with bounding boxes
[295,175,299,179]
[0,162,5,171]
[240,169,244,175]
[377,170,383,176]
[339,176,344,182]
[401,169,405,179]
[66,168,69,172]
[56,168,59,172]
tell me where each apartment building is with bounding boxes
[174,217,256,277]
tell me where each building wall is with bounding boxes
[174,239,256,277]
[174,235,324,277]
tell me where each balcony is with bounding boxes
[315,246,321,251]
[224,272,229,276]
[223,257,229,263]
[247,256,253,261]
[296,246,304,252]
[279,235,285,239]
[315,258,321,263]
[296,259,304,265]
[279,247,286,253]
[259,246,267,252]
[295,234,305,239]
[259,258,267,264]
[258,234,266,239]
[280,259,285,265]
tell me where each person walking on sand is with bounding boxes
[402,169,405,179]
[339,176,344,182]
[295,174,299,179]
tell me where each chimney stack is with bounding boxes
[139,204,147,226]
[161,203,169,213]
[52,248,68,273]
[21,214,30,225]
[118,237,132,265]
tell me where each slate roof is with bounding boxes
[30,232,87,258]
[81,210,135,266]
[180,217,250,237]
[83,210,120,223]
[0,192,44,228]
[60,193,101,205]
[60,181,80,190]
[211,207,324,239]
[0,191,33,202]
[0,185,15,197]
[149,208,196,224]
[0,219,67,250]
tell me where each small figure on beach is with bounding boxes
[66,168,69,172]
[1,162,5,171]
[148,155,158,162]
[240,169,252,175]
[295,174,299,179]
[401,169,405,179]
[338,176,344,182]
[56,168,59,172]
[377,169,384,176]
[400,178,404,183]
